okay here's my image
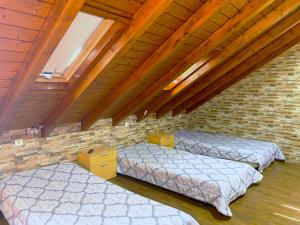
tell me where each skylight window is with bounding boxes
[163,62,204,91]
[163,50,219,91]
[39,12,103,81]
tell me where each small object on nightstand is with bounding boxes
[77,146,117,180]
[147,132,175,148]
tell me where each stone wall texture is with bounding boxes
[189,43,300,163]
[0,113,188,179]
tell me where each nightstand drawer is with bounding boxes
[160,136,173,147]
[147,132,174,148]
[90,150,116,166]
[90,161,116,180]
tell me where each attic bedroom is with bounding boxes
[0,0,299,224]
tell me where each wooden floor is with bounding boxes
[1,162,300,225]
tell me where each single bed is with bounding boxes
[117,143,263,217]
[175,130,285,172]
[0,163,199,225]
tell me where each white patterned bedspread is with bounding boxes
[117,143,263,217]
[175,130,285,172]
[0,163,199,225]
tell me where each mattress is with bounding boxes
[175,130,285,172]
[0,163,199,225]
[117,143,263,217]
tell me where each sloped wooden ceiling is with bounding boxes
[0,0,299,137]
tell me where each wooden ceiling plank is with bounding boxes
[165,2,195,21]
[41,0,173,137]
[0,80,13,88]
[0,62,23,72]
[0,38,32,53]
[0,0,52,18]
[81,0,229,130]
[0,24,39,42]
[0,8,45,30]
[155,12,184,30]
[32,82,69,91]
[0,50,27,63]
[185,27,300,114]
[0,0,86,132]
[111,0,277,125]
[0,72,18,80]
[0,88,8,97]
[157,9,300,117]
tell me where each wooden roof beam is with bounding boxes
[40,0,173,137]
[185,27,300,114]
[0,0,86,132]
[81,0,229,130]
[155,4,300,118]
[110,0,277,125]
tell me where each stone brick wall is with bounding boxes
[188,43,300,163]
[0,113,188,179]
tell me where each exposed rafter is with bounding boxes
[157,9,300,118]
[81,0,229,130]
[185,27,300,114]
[41,0,173,137]
[0,0,86,132]
[110,0,278,125]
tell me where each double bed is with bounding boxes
[175,130,285,172]
[0,163,199,225]
[117,143,263,217]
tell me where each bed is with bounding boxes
[175,130,285,172]
[0,163,199,225]
[117,143,263,217]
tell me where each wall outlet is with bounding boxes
[15,139,24,147]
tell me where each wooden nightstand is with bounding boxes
[147,132,174,148]
[77,146,117,180]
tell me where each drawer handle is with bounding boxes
[99,163,109,167]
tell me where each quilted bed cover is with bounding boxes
[175,130,285,172]
[117,143,263,217]
[0,163,199,225]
